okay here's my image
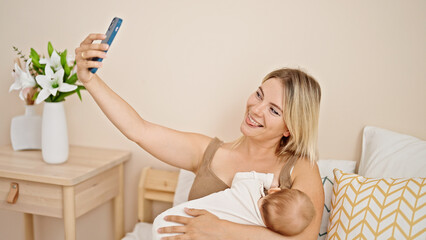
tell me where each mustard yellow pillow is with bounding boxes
[327,169,426,240]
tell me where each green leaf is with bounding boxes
[64,64,71,77]
[60,50,67,66]
[60,50,71,79]
[45,95,53,102]
[76,85,86,101]
[54,90,75,102]
[76,88,82,101]
[32,64,43,75]
[66,73,78,84]
[32,58,45,74]
[32,57,41,67]
[30,48,40,61]
[32,91,39,101]
[48,42,54,57]
[54,85,86,102]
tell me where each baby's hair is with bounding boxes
[261,188,315,236]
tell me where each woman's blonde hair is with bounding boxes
[263,68,321,165]
[235,68,321,166]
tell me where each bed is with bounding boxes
[123,126,426,240]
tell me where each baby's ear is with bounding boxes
[267,187,281,195]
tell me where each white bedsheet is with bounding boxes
[122,222,153,240]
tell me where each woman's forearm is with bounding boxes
[220,220,317,240]
[83,74,146,142]
[220,220,283,240]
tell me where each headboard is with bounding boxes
[137,167,179,223]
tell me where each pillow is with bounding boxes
[173,169,195,206]
[317,160,357,240]
[358,126,426,178]
[122,222,153,240]
[327,169,426,240]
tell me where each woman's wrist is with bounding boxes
[82,74,104,94]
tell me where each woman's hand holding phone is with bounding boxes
[75,17,122,84]
[74,34,109,84]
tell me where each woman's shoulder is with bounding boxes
[292,157,320,179]
[188,133,216,146]
[183,133,217,160]
[291,158,323,199]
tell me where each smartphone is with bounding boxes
[89,17,123,74]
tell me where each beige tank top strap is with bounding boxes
[197,137,223,170]
[279,155,297,189]
[189,137,226,200]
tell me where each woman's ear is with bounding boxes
[283,127,290,137]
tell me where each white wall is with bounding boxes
[0,1,425,239]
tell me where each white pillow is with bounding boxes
[122,222,153,240]
[358,126,426,178]
[172,169,195,206]
[317,159,356,240]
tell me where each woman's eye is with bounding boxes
[270,108,280,116]
[256,91,262,99]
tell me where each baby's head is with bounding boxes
[259,188,315,236]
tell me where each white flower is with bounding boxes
[67,54,77,75]
[35,64,77,104]
[66,54,75,66]
[9,58,36,101]
[39,50,63,71]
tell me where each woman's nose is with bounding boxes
[251,102,264,116]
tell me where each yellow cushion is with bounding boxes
[326,169,426,240]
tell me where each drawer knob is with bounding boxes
[7,182,19,204]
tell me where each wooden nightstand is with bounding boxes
[0,145,131,240]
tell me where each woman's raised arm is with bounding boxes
[75,33,211,171]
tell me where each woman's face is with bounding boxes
[240,78,289,142]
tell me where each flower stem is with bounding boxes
[12,46,28,62]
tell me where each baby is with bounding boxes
[260,187,316,236]
[153,171,315,239]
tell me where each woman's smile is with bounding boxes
[245,113,264,128]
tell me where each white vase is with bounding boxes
[10,105,42,150]
[41,102,69,164]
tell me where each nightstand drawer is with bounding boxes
[0,178,63,218]
[74,167,120,218]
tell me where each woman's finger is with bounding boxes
[184,208,208,217]
[75,46,108,63]
[76,60,103,69]
[80,33,106,46]
[157,225,187,234]
[160,235,190,240]
[80,50,107,60]
[163,215,191,224]
[75,44,108,60]
[78,43,109,52]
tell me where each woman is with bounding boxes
[75,33,324,240]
